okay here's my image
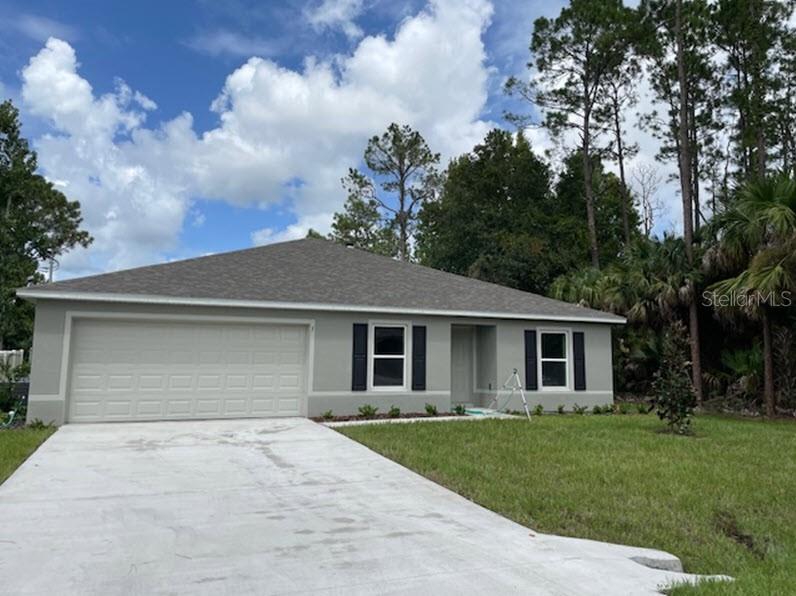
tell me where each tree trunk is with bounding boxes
[761,307,776,417]
[612,94,631,245]
[755,126,767,177]
[397,165,409,261]
[676,0,703,404]
[582,108,600,269]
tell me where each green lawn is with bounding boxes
[339,415,796,595]
[0,426,55,484]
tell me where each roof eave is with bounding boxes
[16,288,627,325]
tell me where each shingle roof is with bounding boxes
[19,238,624,323]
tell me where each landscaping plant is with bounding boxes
[357,404,378,419]
[424,403,438,416]
[651,321,697,434]
[388,405,401,418]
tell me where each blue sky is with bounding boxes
[1,0,671,279]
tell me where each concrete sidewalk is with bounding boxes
[0,418,726,594]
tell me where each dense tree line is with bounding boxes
[327,0,796,416]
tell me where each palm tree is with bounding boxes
[709,175,796,417]
[551,236,699,327]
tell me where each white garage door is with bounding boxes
[67,318,308,422]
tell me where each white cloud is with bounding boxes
[305,0,366,39]
[21,0,494,277]
[185,30,281,57]
[14,14,79,43]
[251,212,335,246]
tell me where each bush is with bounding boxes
[573,403,588,415]
[533,404,544,416]
[453,404,466,416]
[636,401,649,414]
[0,360,29,412]
[358,404,378,419]
[618,402,632,415]
[425,403,438,416]
[651,322,697,434]
[388,405,401,418]
[592,404,603,415]
[321,410,334,421]
[557,404,566,414]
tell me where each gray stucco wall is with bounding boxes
[26,299,616,424]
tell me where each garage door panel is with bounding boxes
[67,319,307,422]
[251,398,275,413]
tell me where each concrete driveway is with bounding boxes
[0,418,718,595]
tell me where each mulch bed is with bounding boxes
[310,411,463,423]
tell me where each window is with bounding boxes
[370,325,407,389]
[539,331,569,389]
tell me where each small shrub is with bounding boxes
[453,404,466,416]
[533,404,544,416]
[321,409,334,421]
[358,404,378,419]
[636,401,650,414]
[425,403,438,416]
[592,404,603,415]
[27,419,50,430]
[618,402,632,415]
[557,404,566,414]
[388,405,401,418]
[651,322,697,434]
[573,403,587,415]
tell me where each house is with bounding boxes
[17,238,625,424]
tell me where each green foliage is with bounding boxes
[573,403,588,415]
[417,132,640,294]
[773,327,796,409]
[618,402,632,415]
[453,404,466,416]
[357,404,378,419]
[637,401,650,415]
[557,404,566,414]
[533,404,544,416]
[0,361,28,413]
[338,123,440,261]
[708,174,796,415]
[329,193,398,257]
[321,410,334,421]
[651,322,697,434]
[424,403,438,416]
[388,405,401,418]
[592,404,604,415]
[551,153,641,268]
[416,130,559,293]
[0,100,92,350]
[506,0,637,268]
[26,419,51,431]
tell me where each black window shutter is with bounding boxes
[352,323,368,391]
[524,330,538,390]
[412,326,427,391]
[573,331,586,391]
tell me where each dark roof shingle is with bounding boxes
[20,238,623,323]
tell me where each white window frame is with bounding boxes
[537,328,572,391]
[368,321,410,391]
